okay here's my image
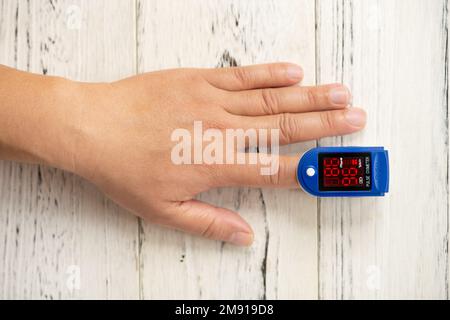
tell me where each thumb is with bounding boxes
[164,200,254,246]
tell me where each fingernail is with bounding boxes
[329,86,350,105]
[286,65,303,81]
[229,232,254,246]
[345,108,366,127]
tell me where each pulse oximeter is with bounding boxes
[297,147,389,197]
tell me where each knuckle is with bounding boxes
[277,113,298,144]
[202,116,230,131]
[267,64,278,79]
[201,214,219,239]
[305,87,320,107]
[260,88,279,115]
[263,167,282,186]
[202,118,220,130]
[319,111,335,131]
[233,67,251,88]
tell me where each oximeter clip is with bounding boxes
[297,147,389,197]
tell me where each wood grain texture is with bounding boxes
[317,0,449,299]
[0,0,139,299]
[136,0,317,299]
[446,0,450,301]
[0,0,448,300]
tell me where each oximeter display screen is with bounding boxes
[318,153,371,191]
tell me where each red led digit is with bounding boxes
[331,168,339,176]
[324,157,340,186]
[342,177,350,186]
[342,177,359,186]
[324,158,339,167]
[319,153,371,190]
[349,167,358,176]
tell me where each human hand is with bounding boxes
[0,63,366,246]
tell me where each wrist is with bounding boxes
[26,77,81,171]
[0,67,86,173]
[30,77,85,172]
[28,78,114,177]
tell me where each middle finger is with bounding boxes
[222,84,351,116]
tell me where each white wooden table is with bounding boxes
[0,0,448,299]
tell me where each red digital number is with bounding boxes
[342,177,359,186]
[342,167,358,176]
[324,158,339,167]
[324,167,340,177]
[323,156,363,188]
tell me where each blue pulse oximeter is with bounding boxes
[297,147,389,197]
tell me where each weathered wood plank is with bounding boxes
[446,0,450,300]
[4,0,446,300]
[136,0,317,299]
[317,0,449,299]
[0,0,139,299]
